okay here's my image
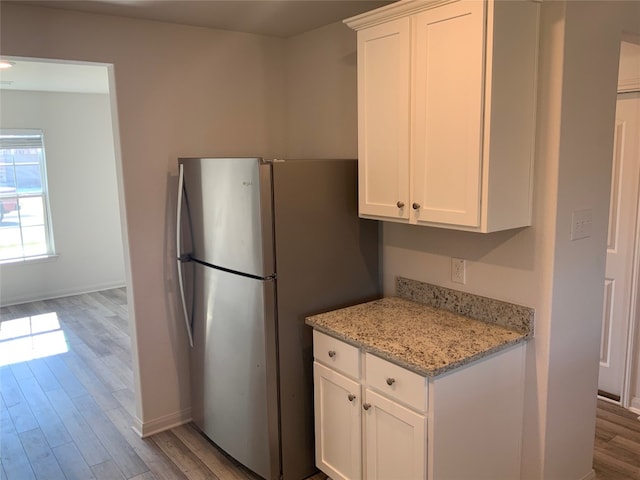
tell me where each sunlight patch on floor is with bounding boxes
[0,312,69,366]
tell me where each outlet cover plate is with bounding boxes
[451,258,466,284]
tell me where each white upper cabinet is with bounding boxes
[346,0,540,232]
[412,1,484,227]
[357,17,411,220]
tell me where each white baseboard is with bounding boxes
[0,281,126,306]
[579,468,596,480]
[630,396,640,416]
[132,407,192,438]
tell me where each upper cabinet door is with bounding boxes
[357,17,411,220]
[411,1,484,227]
[346,0,538,232]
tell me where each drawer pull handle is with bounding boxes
[386,377,396,386]
[397,201,405,208]
[363,403,371,410]
[328,350,336,358]
[412,202,421,210]
[348,393,356,402]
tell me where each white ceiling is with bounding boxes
[0,60,110,94]
[0,0,391,94]
[9,0,393,38]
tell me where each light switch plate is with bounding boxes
[571,209,593,241]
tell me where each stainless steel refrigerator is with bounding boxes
[176,157,379,480]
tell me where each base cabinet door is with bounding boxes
[363,389,426,480]
[313,362,362,480]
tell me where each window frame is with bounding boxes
[0,128,56,263]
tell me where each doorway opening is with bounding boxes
[0,56,135,402]
[598,39,640,413]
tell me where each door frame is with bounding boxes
[622,89,640,412]
[602,38,640,411]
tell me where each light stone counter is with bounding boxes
[306,278,534,377]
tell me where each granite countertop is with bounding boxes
[306,296,529,377]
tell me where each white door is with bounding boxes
[599,91,640,399]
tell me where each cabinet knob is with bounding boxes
[363,403,371,410]
[386,377,396,386]
[348,393,356,402]
[397,201,405,209]
[328,350,336,358]
[412,203,421,210]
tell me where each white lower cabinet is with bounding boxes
[313,331,426,480]
[313,362,362,480]
[363,388,425,480]
[312,330,525,480]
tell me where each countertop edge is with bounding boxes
[306,320,531,378]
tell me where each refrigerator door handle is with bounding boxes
[177,163,194,347]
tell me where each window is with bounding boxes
[0,130,55,262]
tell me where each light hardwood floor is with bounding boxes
[0,289,326,480]
[594,398,640,479]
[1,289,638,480]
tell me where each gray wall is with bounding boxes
[0,2,287,431]
[3,2,639,477]
[284,21,359,159]
[0,90,125,304]
[283,4,640,478]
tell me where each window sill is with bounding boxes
[0,254,60,266]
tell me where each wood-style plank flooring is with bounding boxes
[2,288,639,479]
[0,289,325,480]
[594,398,640,479]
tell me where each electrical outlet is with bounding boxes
[451,258,466,284]
[571,209,593,241]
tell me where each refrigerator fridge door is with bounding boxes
[190,262,280,480]
[179,157,275,277]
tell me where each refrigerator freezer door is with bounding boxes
[190,262,280,480]
[179,157,274,277]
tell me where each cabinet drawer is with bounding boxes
[313,331,360,380]
[365,353,427,412]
